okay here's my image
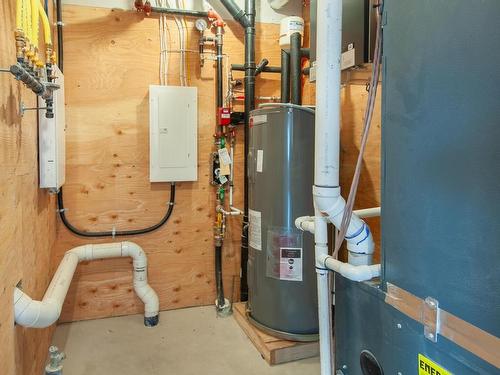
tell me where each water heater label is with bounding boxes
[249,209,262,250]
[256,150,264,172]
[418,354,452,375]
[279,247,303,281]
[251,114,267,126]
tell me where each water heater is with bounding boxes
[247,104,318,341]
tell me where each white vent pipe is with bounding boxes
[295,0,380,374]
[14,242,159,328]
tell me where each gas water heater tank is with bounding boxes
[247,104,318,341]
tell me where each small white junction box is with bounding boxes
[39,65,65,191]
[149,85,198,182]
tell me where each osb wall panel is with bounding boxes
[56,5,282,322]
[0,1,58,374]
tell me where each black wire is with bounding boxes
[54,0,176,238]
[56,0,63,72]
[57,184,176,237]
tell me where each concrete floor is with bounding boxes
[52,306,320,375]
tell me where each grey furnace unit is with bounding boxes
[335,1,500,374]
[247,104,317,341]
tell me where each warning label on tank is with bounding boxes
[249,209,262,251]
[266,228,303,282]
[279,247,303,281]
[418,354,452,375]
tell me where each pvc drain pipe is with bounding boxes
[14,241,159,328]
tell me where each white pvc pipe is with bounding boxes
[314,0,342,188]
[317,254,381,282]
[309,1,379,374]
[295,216,315,234]
[353,206,381,218]
[314,213,333,375]
[14,241,159,329]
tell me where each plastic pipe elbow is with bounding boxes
[295,216,315,234]
[14,289,61,328]
[318,254,381,282]
[313,185,375,256]
[135,283,160,317]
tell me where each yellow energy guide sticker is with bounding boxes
[418,354,452,375]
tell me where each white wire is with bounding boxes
[167,0,184,86]
[178,0,188,86]
[156,0,169,85]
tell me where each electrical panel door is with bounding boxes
[149,85,198,182]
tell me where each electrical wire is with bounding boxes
[157,0,169,85]
[167,0,184,85]
[333,0,383,258]
[57,184,176,237]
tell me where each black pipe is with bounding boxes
[216,27,224,110]
[290,32,302,105]
[220,0,252,28]
[301,48,310,58]
[255,58,269,76]
[221,0,255,302]
[241,0,255,302]
[55,0,176,238]
[231,63,280,74]
[281,50,290,103]
[215,25,226,311]
[232,63,312,76]
[150,7,208,17]
[215,245,225,308]
[56,0,63,72]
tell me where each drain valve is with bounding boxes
[45,346,66,375]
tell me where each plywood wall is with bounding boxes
[0,1,58,374]
[55,3,381,324]
[55,5,283,322]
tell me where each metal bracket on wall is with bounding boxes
[423,297,440,342]
[18,100,47,117]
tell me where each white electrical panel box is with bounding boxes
[149,85,198,182]
[39,66,65,191]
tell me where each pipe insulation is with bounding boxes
[280,49,290,103]
[290,32,302,105]
[14,242,159,328]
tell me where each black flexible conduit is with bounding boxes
[55,0,175,237]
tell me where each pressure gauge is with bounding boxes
[195,18,208,32]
